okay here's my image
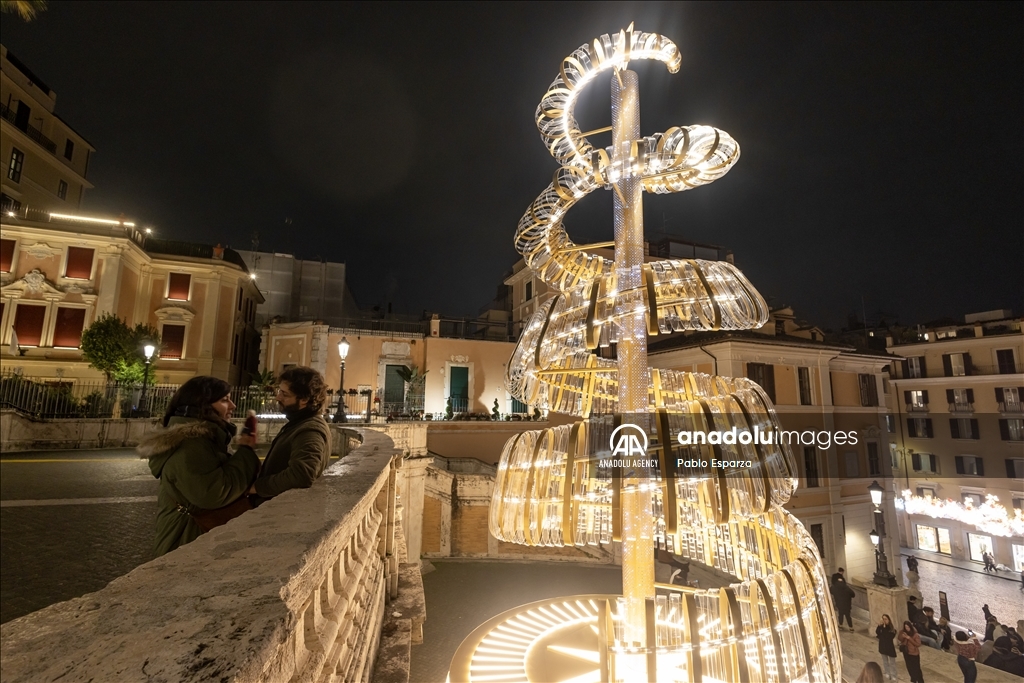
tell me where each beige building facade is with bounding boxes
[1,212,264,385]
[887,310,1024,570]
[2,45,94,216]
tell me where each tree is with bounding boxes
[80,313,160,383]
[0,0,48,21]
[250,369,276,391]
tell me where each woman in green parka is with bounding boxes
[138,376,260,556]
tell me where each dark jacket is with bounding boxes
[876,623,897,657]
[830,579,855,611]
[984,649,1024,677]
[140,418,260,556]
[253,411,332,499]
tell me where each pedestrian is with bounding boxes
[952,631,980,683]
[138,376,260,556]
[830,574,855,631]
[856,662,884,683]
[983,636,1024,677]
[898,621,924,683]
[937,616,952,651]
[875,614,898,681]
[831,566,846,586]
[916,607,941,649]
[907,595,922,624]
[982,550,993,572]
[249,366,332,502]
[906,555,919,573]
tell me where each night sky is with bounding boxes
[3,2,1021,328]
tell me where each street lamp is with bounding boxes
[868,480,898,587]
[332,337,350,423]
[140,343,156,416]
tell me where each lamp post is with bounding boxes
[140,343,155,416]
[869,480,898,586]
[332,337,350,423]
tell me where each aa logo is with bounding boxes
[609,424,648,457]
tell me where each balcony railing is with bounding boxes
[0,102,58,155]
[906,404,929,413]
[948,402,974,413]
[999,401,1024,414]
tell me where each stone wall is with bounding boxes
[0,428,425,683]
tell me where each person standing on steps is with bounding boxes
[898,621,924,683]
[876,614,898,681]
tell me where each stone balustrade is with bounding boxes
[0,427,425,683]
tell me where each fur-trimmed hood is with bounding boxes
[138,418,228,478]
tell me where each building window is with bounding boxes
[843,451,860,478]
[955,455,985,476]
[525,280,533,302]
[947,388,974,411]
[167,273,191,301]
[160,324,186,359]
[13,303,46,346]
[0,238,14,273]
[798,367,812,405]
[64,247,95,280]
[911,452,938,473]
[57,179,68,200]
[916,525,951,555]
[997,349,1018,374]
[52,307,86,348]
[1014,497,1024,511]
[1006,459,1024,479]
[1014,544,1024,572]
[967,533,993,562]
[906,356,925,379]
[905,389,928,411]
[996,387,1022,412]
[885,414,895,433]
[942,352,970,377]
[950,418,980,440]
[867,442,880,475]
[916,487,935,499]
[803,446,819,488]
[999,419,1024,442]
[809,523,825,559]
[64,139,74,161]
[747,363,776,403]
[231,334,239,365]
[775,319,785,335]
[858,373,878,406]
[908,417,933,438]
[7,148,24,183]
[511,397,528,414]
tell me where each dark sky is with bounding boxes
[3,2,1021,327]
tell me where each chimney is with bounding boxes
[430,314,440,337]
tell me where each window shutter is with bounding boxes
[0,239,14,273]
[976,458,984,476]
[160,324,186,359]
[967,389,974,403]
[995,388,1005,402]
[1008,459,1018,478]
[765,364,776,403]
[52,308,86,348]
[971,419,980,439]
[167,273,191,301]
[904,390,912,404]
[13,304,46,346]
[950,419,960,439]
[999,419,1010,441]
[963,353,972,376]
[901,360,909,378]
[925,419,933,438]
[922,390,929,404]
[908,419,917,437]
[955,456,964,474]
[942,354,953,377]
[912,452,921,470]
[919,357,927,378]
[64,247,95,279]
[946,389,955,404]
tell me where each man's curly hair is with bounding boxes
[279,366,328,413]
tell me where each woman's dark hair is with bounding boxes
[279,366,328,412]
[903,621,916,634]
[163,376,232,427]
[882,614,891,625]
[955,631,968,642]
[855,662,883,683]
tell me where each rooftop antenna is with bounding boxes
[251,232,261,271]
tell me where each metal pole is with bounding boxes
[139,359,151,416]
[873,500,897,587]
[333,359,347,423]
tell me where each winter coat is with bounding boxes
[898,631,922,657]
[139,417,260,557]
[984,650,1024,677]
[830,579,855,611]
[876,623,897,657]
[253,411,332,499]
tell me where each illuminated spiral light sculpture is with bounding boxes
[449,26,841,683]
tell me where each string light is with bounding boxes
[896,491,1024,538]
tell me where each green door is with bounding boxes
[449,366,469,413]
[384,365,406,410]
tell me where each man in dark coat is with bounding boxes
[984,636,1024,677]
[830,575,855,630]
[250,366,332,500]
